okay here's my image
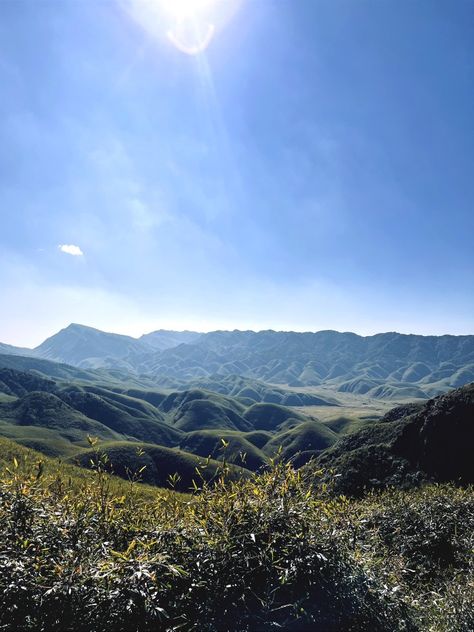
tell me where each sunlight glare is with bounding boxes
[161,0,219,55]
[123,0,242,56]
[159,0,218,21]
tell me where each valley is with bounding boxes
[0,325,472,631]
[0,324,472,492]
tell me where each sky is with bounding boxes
[0,0,473,347]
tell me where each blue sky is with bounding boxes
[1,0,473,346]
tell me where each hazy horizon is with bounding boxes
[3,320,474,350]
[1,0,473,347]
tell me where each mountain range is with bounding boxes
[2,323,473,399]
[0,323,473,493]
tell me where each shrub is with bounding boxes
[0,445,471,631]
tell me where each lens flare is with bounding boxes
[122,0,241,56]
[167,21,215,56]
[160,0,218,21]
[161,0,219,55]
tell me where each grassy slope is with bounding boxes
[71,440,250,492]
[0,436,168,502]
[179,429,268,471]
[263,420,338,461]
[0,392,125,443]
[243,402,310,431]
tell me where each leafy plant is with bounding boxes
[0,438,472,631]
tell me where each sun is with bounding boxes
[123,0,241,56]
[159,0,218,21]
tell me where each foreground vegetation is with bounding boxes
[0,438,472,631]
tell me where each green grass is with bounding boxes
[243,429,273,448]
[0,421,83,457]
[1,375,312,482]
[171,397,252,432]
[179,429,268,471]
[0,365,471,503]
[243,402,310,431]
[179,374,340,406]
[0,391,124,442]
[321,415,369,435]
[70,440,250,492]
[263,420,338,463]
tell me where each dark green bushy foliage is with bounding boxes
[0,446,471,631]
[351,485,474,632]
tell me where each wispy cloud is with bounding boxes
[58,244,84,256]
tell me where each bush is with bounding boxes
[0,446,471,631]
[346,485,474,631]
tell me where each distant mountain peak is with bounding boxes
[1,326,473,398]
[64,323,96,331]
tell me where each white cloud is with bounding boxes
[58,244,84,256]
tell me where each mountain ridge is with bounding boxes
[2,324,473,398]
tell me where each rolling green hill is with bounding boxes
[179,374,339,406]
[0,435,169,501]
[0,367,56,396]
[0,352,104,382]
[0,391,125,443]
[0,367,326,486]
[71,441,249,491]
[263,420,338,464]
[243,402,310,431]
[179,429,268,471]
[1,347,472,498]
